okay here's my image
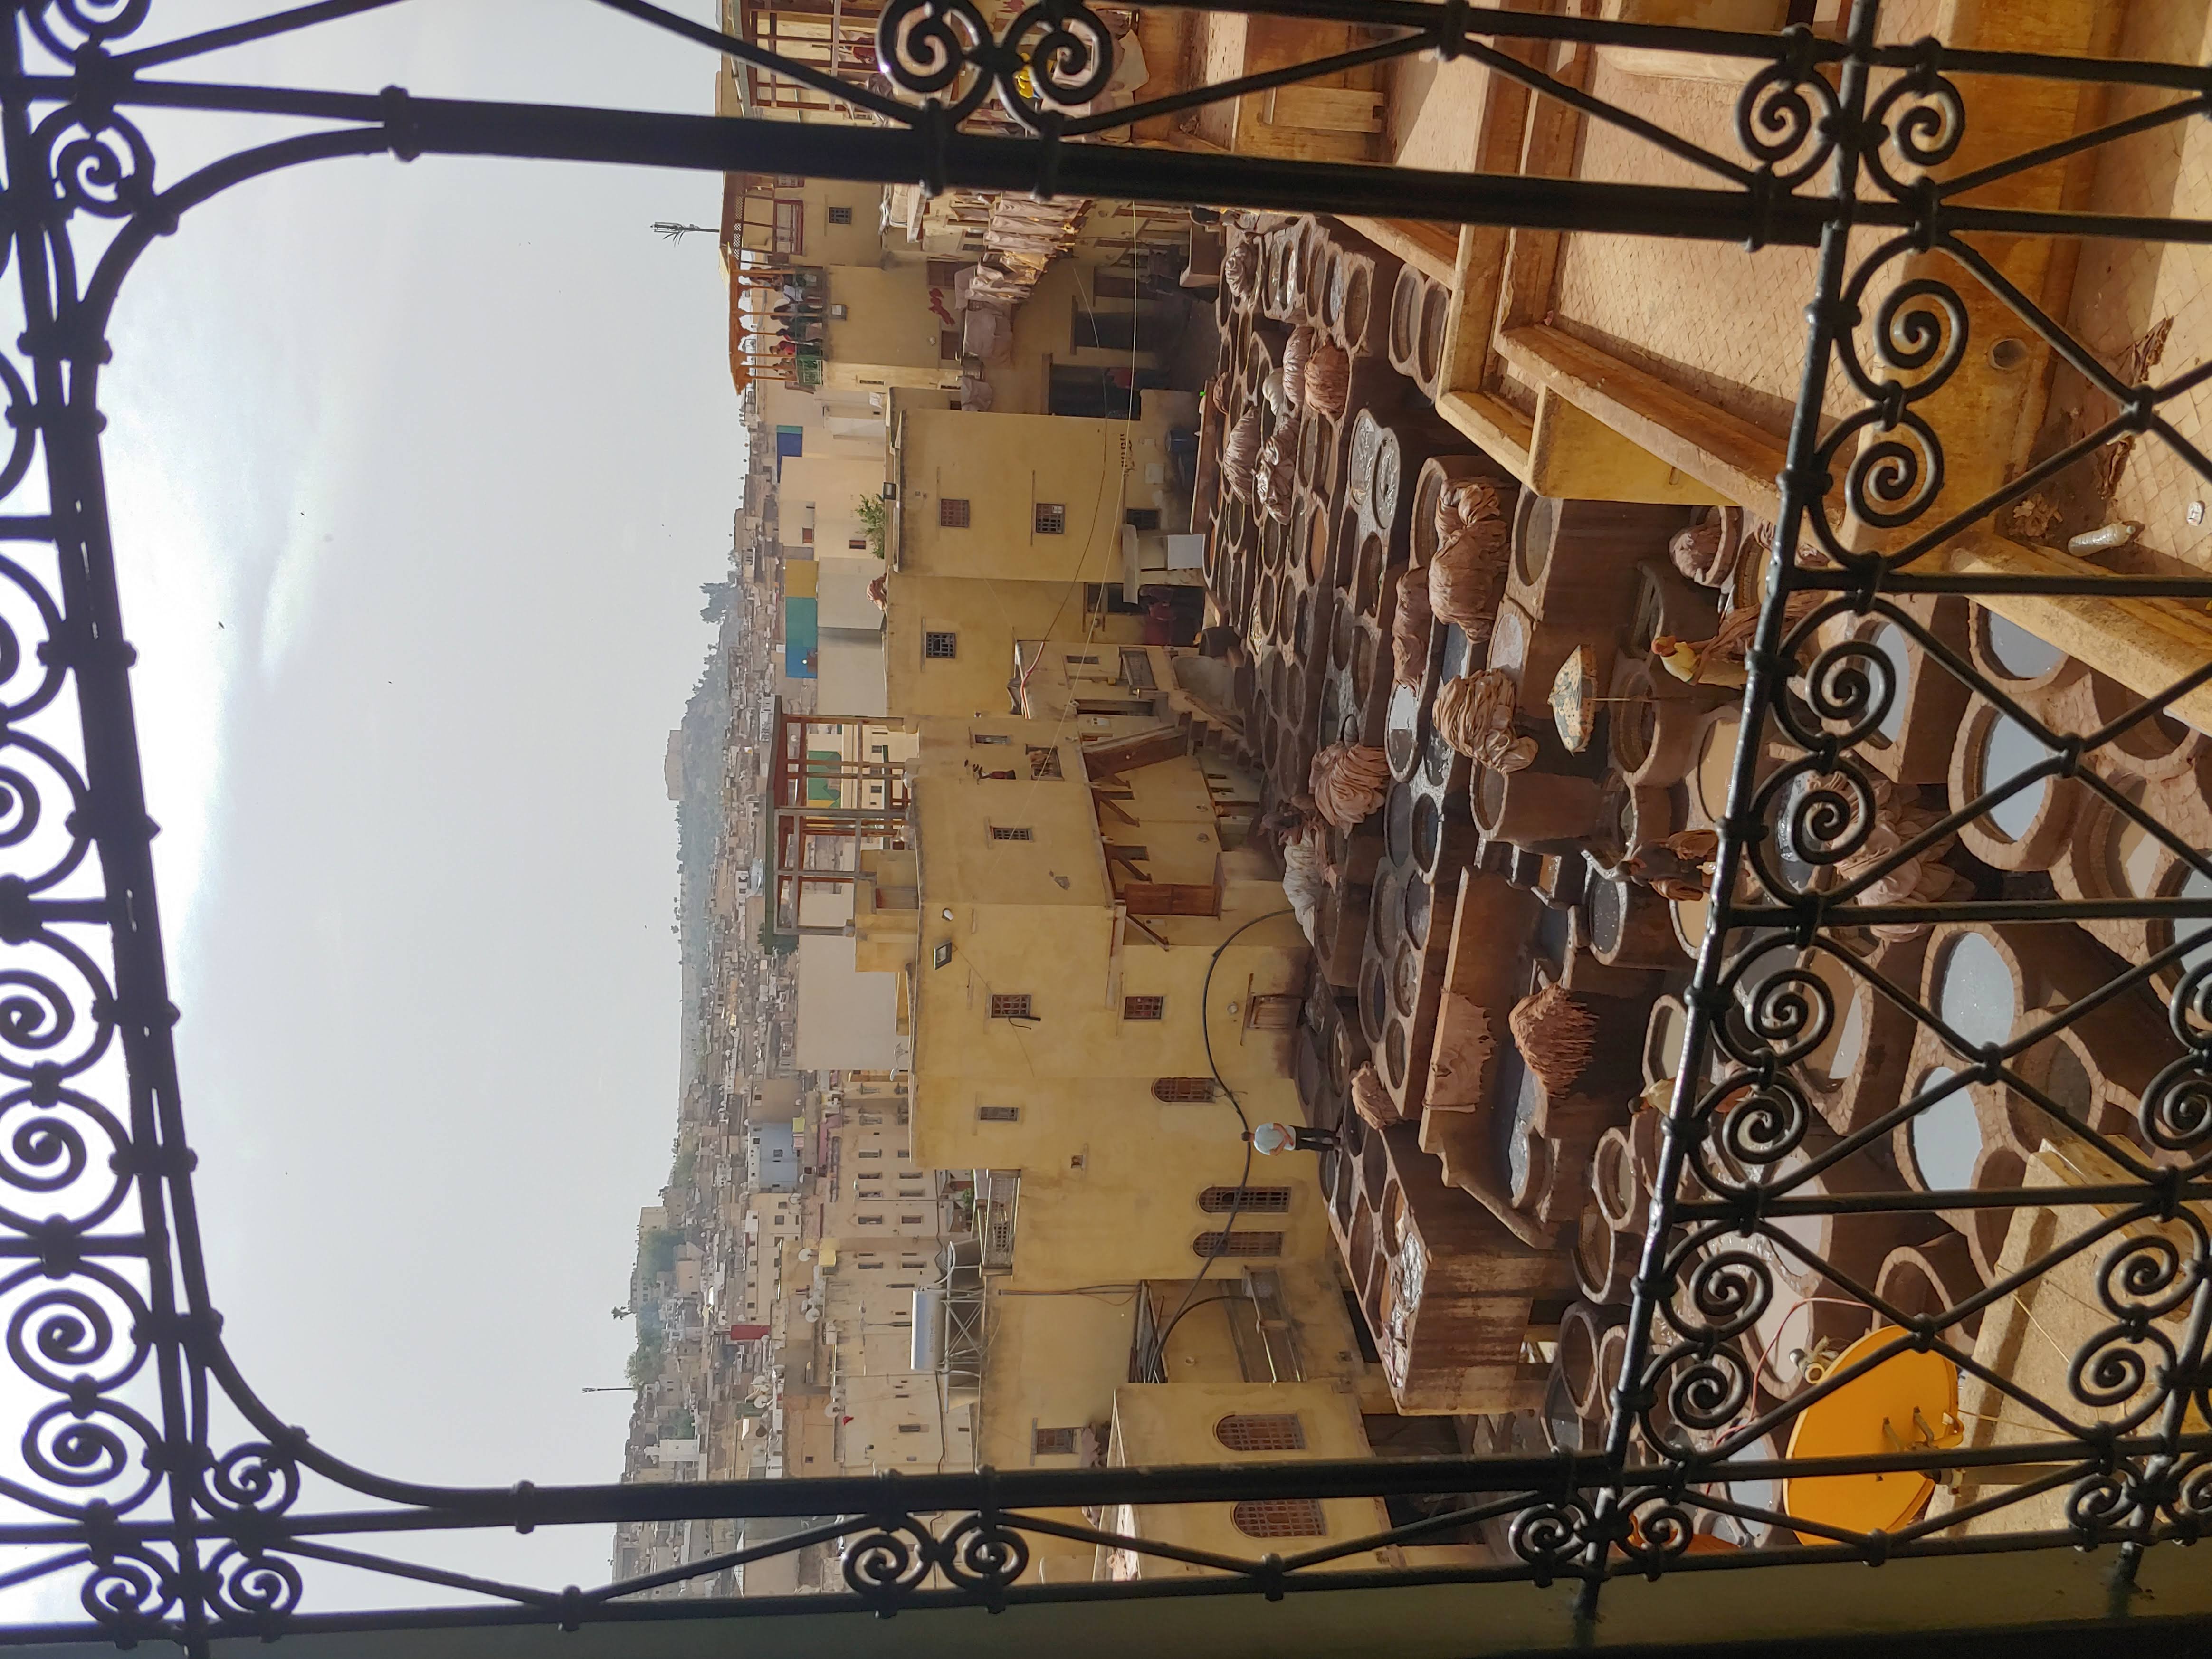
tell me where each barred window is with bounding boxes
[991,826,1032,841]
[939,498,971,528]
[1216,1414,1306,1453]
[1033,1427,1079,1456]
[1028,746,1062,779]
[1034,502,1066,534]
[925,631,957,659]
[990,994,1033,1020]
[1200,1186,1291,1214]
[977,1106,1020,1123]
[897,1422,924,1434]
[1231,1498,1325,1538]
[1194,1230,1282,1258]
[1123,995,1165,1020]
[828,204,853,225]
[1154,1078,1216,1102]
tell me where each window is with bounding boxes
[1034,502,1067,535]
[1027,746,1062,779]
[800,526,813,543]
[1123,995,1165,1020]
[925,630,957,660]
[1032,1427,1079,1457]
[901,1214,924,1225]
[1124,507,1161,532]
[1066,654,1098,666]
[977,1106,1020,1123]
[973,732,1010,745]
[1231,1499,1325,1539]
[859,1262,885,1270]
[828,204,853,225]
[1154,1078,1217,1103]
[849,536,868,551]
[856,1215,884,1226]
[772,198,803,255]
[939,497,971,528]
[1194,1231,1284,1258]
[897,1422,924,1434]
[1201,1186,1292,1214]
[990,994,1034,1020]
[857,1150,883,1160]
[1216,1414,1306,1453]
[991,826,1032,841]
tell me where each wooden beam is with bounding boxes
[1080,725,1191,780]
[1497,323,1786,516]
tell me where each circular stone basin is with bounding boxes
[1360,957,1391,1044]
[1385,682,1423,775]
[1391,938,1423,1016]
[1403,872,1433,944]
[1423,721,1455,788]
[1586,873,1626,955]
[1909,1066,1981,1191]
[1936,931,2015,1050]
[1373,865,1405,956]
[1983,610,2065,680]
[1385,787,1415,866]
[1863,621,1911,744]
[1978,711,2055,840]
[1373,432,1403,526]
[1412,792,1443,869]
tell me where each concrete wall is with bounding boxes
[797,931,902,1071]
[897,408,1171,583]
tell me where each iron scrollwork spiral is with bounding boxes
[876,0,1115,130]
[840,1513,942,1608]
[938,1511,1031,1598]
[2144,959,2212,1157]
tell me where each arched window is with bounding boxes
[1153,1077,1216,1102]
[1231,1498,1325,1539]
[1193,1230,1282,1258]
[1199,1186,1291,1214]
[1215,1414,1305,1453]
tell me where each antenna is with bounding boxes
[652,222,718,243]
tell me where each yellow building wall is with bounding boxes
[1102,1381,1464,1580]
[797,178,889,267]
[897,409,1170,583]
[779,453,887,555]
[824,264,943,378]
[982,260,1172,416]
[883,573,1145,719]
[976,1292,1134,1584]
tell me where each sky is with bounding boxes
[3,0,744,1616]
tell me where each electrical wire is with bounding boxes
[1137,905,1291,1379]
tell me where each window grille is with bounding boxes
[828,204,852,224]
[1201,1187,1290,1214]
[1034,502,1066,534]
[1194,1231,1283,1258]
[991,826,1032,841]
[939,497,970,528]
[924,631,957,659]
[1231,1499,1325,1539]
[1123,995,1165,1020]
[1033,1427,1078,1457]
[1028,746,1062,779]
[1153,1078,1216,1102]
[1216,1415,1306,1453]
[976,1106,1019,1123]
[989,994,1033,1020]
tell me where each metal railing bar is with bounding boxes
[588,0,913,126]
[108,0,413,73]
[277,1538,567,1612]
[1936,95,2206,201]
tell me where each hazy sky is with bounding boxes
[6,1,742,1615]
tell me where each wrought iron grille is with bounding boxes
[1,0,2212,1651]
